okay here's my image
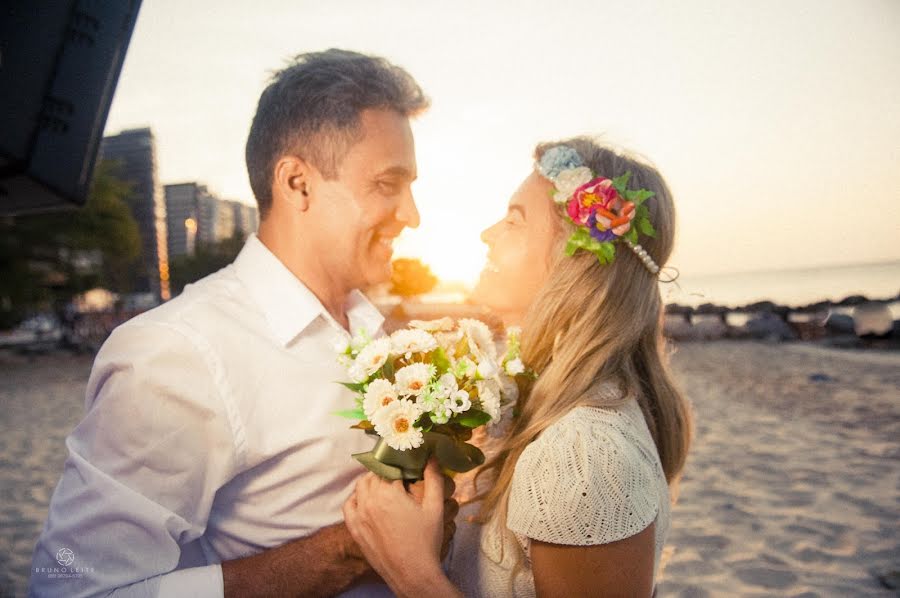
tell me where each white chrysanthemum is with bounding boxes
[552,166,593,203]
[477,379,501,423]
[390,328,438,358]
[409,317,455,332]
[504,357,525,376]
[476,357,499,380]
[373,399,424,451]
[459,318,496,361]
[362,378,398,421]
[394,362,436,397]
[349,338,391,382]
[435,329,464,354]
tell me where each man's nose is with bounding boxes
[397,191,420,229]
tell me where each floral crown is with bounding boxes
[537,145,660,275]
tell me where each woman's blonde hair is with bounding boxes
[472,137,693,556]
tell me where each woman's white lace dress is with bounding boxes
[448,395,671,596]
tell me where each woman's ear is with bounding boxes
[273,155,313,212]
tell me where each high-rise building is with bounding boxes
[165,184,254,259]
[164,183,199,259]
[195,188,233,246]
[99,127,170,301]
[230,200,259,238]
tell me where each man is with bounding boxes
[30,49,453,597]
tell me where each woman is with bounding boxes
[343,137,693,597]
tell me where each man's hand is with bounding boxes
[407,469,459,560]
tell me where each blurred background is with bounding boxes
[1,1,898,596]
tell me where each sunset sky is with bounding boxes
[104,0,900,285]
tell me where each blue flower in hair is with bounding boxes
[537,146,585,180]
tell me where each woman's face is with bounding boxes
[471,171,562,323]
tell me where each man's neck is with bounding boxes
[257,222,352,331]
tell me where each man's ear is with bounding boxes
[272,155,313,212]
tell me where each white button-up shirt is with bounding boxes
[30,235,391,597]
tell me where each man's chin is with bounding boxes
[362,262,393,289]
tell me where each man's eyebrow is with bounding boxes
[376,166,417,180]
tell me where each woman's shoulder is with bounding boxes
[523,397,652,460]
[507,398,664,546]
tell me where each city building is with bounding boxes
[163,183,198,258]
[99,127,170,301]
[229,200,259,238]
[165,184,257,258]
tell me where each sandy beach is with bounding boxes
[1,341,898,597]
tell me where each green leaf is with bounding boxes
[637,204,650,219]
[334,408,366,420]
[639,218,656,238]
[611,171,631,194]
[632,189,655,204]
[455,409,492,428]
[625,226,639,245]
[431,347,451,373]
[381,358,395,380]
[339,381,367,393]
[565,229,591,256]
[597,241,615,264]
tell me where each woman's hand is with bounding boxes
[343,459,460,597]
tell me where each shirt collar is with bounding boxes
[233,235,384,346]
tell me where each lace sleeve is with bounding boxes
[506,408,660,546]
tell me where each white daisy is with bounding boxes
[434,329,464,355]
[373,399,424,451]
[394,362,436,397]
[349,338,391,382]
[459,318,497,361]
[409,317,455,332]
[362,379,398,421]
[390,328,438,358]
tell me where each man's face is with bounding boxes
[308,109,420,290]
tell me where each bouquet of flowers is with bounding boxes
[336,317,525,481]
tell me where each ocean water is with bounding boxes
[662,261,900,309]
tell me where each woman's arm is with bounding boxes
[343,460,464,598]
[530,522,656,598]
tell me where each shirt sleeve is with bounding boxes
[506,410,659,547]
[29,321,238,598]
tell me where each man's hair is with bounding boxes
[245,49,429,217]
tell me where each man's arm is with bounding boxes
[222,523,374,598]
[29,323,237,598]
[220,474,461,597]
